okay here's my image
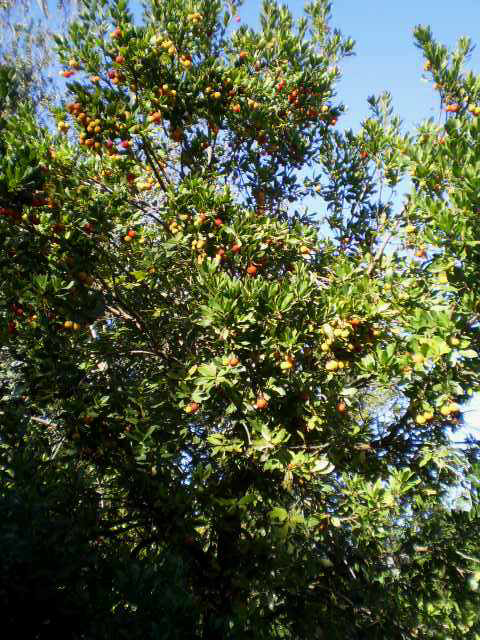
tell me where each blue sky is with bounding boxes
[237,1,480,132]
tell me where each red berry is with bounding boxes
[115,55,125,64]
[337,401,347,413]
[127,229,136,238]
[246,264,257,276]
[214,217,223,227]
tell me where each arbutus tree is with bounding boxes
[1,1,480,638]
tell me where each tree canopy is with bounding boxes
[1,1,480,638]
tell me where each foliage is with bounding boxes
[1,1,480,638]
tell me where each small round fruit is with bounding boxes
[185,402,200,414]
[63,320,73,329]
[336,401,347,413]
[246,264,257,276]
[415,414,427,425]
[127,229,136,238]
[228,356,239,367]
[231,242,241,253]
[325,360,338,371]
[255,396,268,410]
[214,217,223,227]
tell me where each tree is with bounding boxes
[0,0,75,110]
[1,1,480,638]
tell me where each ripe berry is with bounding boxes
[214,217,223,227]
[127,229,136,238]
[255,396,268,410]
[246,264,257,276]
[185,402,200,414]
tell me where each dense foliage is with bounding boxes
[1,1,480,638]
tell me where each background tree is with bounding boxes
[1,1,480,638]
[0,0,75,109]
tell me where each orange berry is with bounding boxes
[255,396,268,410]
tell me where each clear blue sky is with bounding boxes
[236,0,480,132]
